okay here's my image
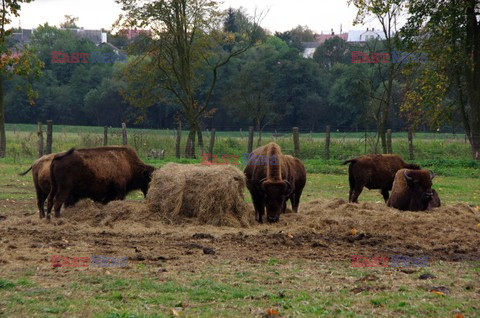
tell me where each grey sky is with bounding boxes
[11,0,380,33]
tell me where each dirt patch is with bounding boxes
[0,198,479,274]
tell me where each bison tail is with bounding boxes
[343,159,356,165]
[18,166,33,176]
[53,148,75,161]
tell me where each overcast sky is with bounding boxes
[10,0,380,33]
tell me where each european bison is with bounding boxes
[46,146,155,220]
[244,142,306,223]
[387,169,438,211]
[19,153,79,219]
[343,154,420,203]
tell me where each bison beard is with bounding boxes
[387,169,438,211]
[343,154,421,203]
[244,142,306,223]
[46,146,155,220]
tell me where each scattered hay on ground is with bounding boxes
[147,163,253,227]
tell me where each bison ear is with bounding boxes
[429,170,435,180]
[284,180,294,196]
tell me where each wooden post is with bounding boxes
[364,131,367,154]
[103,126,108,146]
[13,124,16,135]
[293,127,300,157]
[325,125,331,160]
[408,128,414,161]
[465,133,467,143]
[175,122,182,159]
[386,129,392,154]
[248,126,254,153]
[121,123,127,145]
[37,122,44,158]
[208,129,216,162]
[46,120,53,154]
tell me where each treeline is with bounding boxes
[4,17,460,133]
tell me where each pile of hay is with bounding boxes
[146,163,253,227]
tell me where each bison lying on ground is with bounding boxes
[20,153,80,219]
[244,142,306,223]
[46,146,155,220]
[343,154,420,203]
[387,169,439,211]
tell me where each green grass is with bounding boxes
[0,261,478,317]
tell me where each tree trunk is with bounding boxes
[184,126,196,158]
[197,126,205,155]
[0,75,5,158]
[256,120,262,146]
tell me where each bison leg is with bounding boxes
[381,189,390,202]
[291,189,303,213]
[350,183,364,203]
[36,190,46,219]
[252,194,265,223]
[348,173,355,202]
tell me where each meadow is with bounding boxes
[0,124,479,317]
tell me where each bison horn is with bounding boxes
[404,170,413,181]
[258,178,267,194]
[429,170,435,180]
[284,180,294,196]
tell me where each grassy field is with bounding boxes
[0,124,479,317]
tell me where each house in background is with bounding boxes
[301,27,389,58]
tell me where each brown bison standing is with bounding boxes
[20,153,80,219]
[387,169,439,211]
[46,146,155,220]
[244,142,306,223]
[344,154,420,203]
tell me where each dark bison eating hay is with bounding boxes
[387,169,440,211]
[244,142,306,223]
[46,146,155,220]
[343,154,420,203]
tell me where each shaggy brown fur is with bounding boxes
[19,152,82,219]
[244,142,306,223]
[387,169,436,211]
[46,146,155,220]
[343,154,420,203]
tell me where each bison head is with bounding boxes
[258,178,293,223]
[404,170,435,211]
[141,165,156,197]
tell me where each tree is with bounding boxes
[349,0,407,153]
[275,25,316,51]
[313,37,350,69]
[59,15,79,29]
[115,0,263,157]
[401,0,480,160]
[0,0,43,157]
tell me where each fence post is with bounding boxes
[386,129,392,154]
[103,126,108,146]
[121,123,127,145]
[208,129,216,162]
[364,131,367,154]
[13,124,16,135]
[325,125,331,159]
[37,122,44,158]
[176,122,182,159]
[46,120,53,154]
[293,127,300,157]
[408,128,414,160]
[248,126,254,154]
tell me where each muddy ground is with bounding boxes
[1,198,479,273]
